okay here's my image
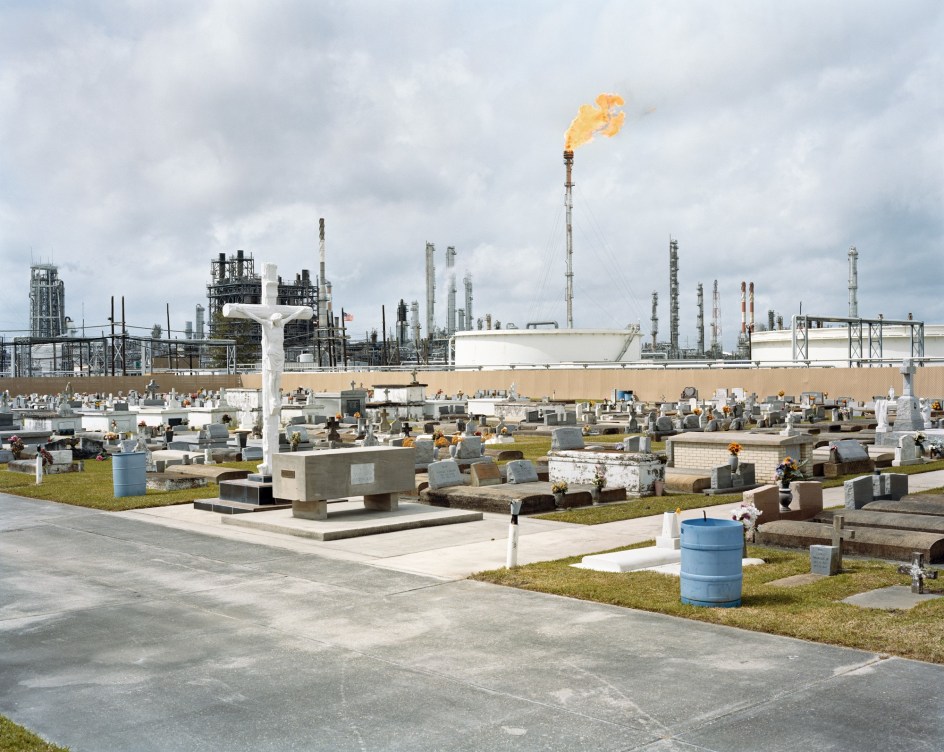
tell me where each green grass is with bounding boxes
[535,492,739,524]
[471,544,944,664]
[0,459,258,512]
[0,716,69,752]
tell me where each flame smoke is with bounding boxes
[564,93,625,151]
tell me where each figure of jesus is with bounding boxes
[224,263,313,476]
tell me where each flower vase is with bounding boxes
[553,492,565,509]
[590,487,601,505]
[728,454,739,472]
[779,481,793,510]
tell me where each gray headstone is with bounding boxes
[710,465,732,490]
[622,436,640,452]
[844,476,873,509]
[704,419,719,432]
[810,545,840,576]
[655,416,674,433]
[551,427,585,451]
[833,440,869,463]
[887,473,908,500]
[543,413,559,426]
[737,462,756,486]
[241,447,263,461]
[414,439,435,465]
[0,449,13,463]
[455,436,483,459]
[427,459,464,490]
[505,459,539,484]
[682,414,701,429]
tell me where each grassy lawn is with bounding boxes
[0,716,69,752]
[471,543,944,664]
[0,459,258,512]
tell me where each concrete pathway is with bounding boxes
[2,475,943,751]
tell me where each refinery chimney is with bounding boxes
[318,219,328,345]
[464,272,473,331]
[446,246,457,336]
[848,246,858,318]
[425,242,436,338]
[564,150,575,328]
[650,291,659,350]
[696,283,705,356]
[669,238,679,358]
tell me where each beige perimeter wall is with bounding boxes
[6,365,943,404]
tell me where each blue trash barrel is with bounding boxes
[112,451,147,498]
[679,518,743,608]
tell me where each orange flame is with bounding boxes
[564,93,625,150]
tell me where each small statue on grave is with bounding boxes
[326,416,342,443]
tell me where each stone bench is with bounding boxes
[273,446,415,520]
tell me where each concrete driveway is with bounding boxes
[2,493,942,751]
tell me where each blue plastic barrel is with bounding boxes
[112,451,147,498]
[679,518,743,608]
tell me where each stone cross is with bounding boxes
[897,552,938,594]
[223,262,313,476]
[900,358,916,398]
[831,515,856,570]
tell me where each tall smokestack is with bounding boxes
[669,238,679,357]
[696,283,705,356]
[318,219,328,350]
[740,281,747,335]
[425,242,435,338]
[848,246,858,318]
[711,280,721,355]
[650,291,659,350]
[195,304,205,340]
[410,300,420,345]
[564,150,575,328]
[749,281,755,332]
[446,246,457,336]
[464,272,473,331]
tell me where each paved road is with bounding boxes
[2,492,942,751]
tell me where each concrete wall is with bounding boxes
[6,364,944,405]
[0,373,241,398]
[274,364,944,404]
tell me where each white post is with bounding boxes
[506,500,522,568]
[35,455,43,485]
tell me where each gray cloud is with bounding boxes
[1,0,941,351]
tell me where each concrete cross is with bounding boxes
[897,551,938,594]
[900,358,916,397]
[831,514,856,571]
[223,262,313,476]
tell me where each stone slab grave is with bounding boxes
[822,439,874,478]
[148,473,209,492]
[755,519,944,563]
[194,474,292,515]
[222,499,482,541]
[549,449,662,497]
[844,472,908,510]
[841,585,942,611]
[865,494,944,517]
[273,446,415,521]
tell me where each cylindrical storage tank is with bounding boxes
[112,451,147,498]
[679,518,743,608]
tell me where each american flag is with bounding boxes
[343,312,354,322]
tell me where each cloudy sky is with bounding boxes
[1,0,941,353]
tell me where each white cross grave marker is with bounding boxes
[223,262,313,476]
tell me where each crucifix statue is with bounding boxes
[224,263,313,476]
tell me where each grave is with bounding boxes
[548,450,662,497]
[822,439,874,478]
[273,446,415,520]
[666,431,815,484]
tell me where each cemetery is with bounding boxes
[2,330,944,670]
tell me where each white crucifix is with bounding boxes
[223,262,313,476]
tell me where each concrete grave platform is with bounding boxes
[865,494,944,517]
[221,499,482,541]
[164,464,251,483]
[421,481,591,514]
[816,508,944,536]
[756,520,944,562]
[842,585,943,610]
[146,472,208,492]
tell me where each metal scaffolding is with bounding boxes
[791,314,925,366]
